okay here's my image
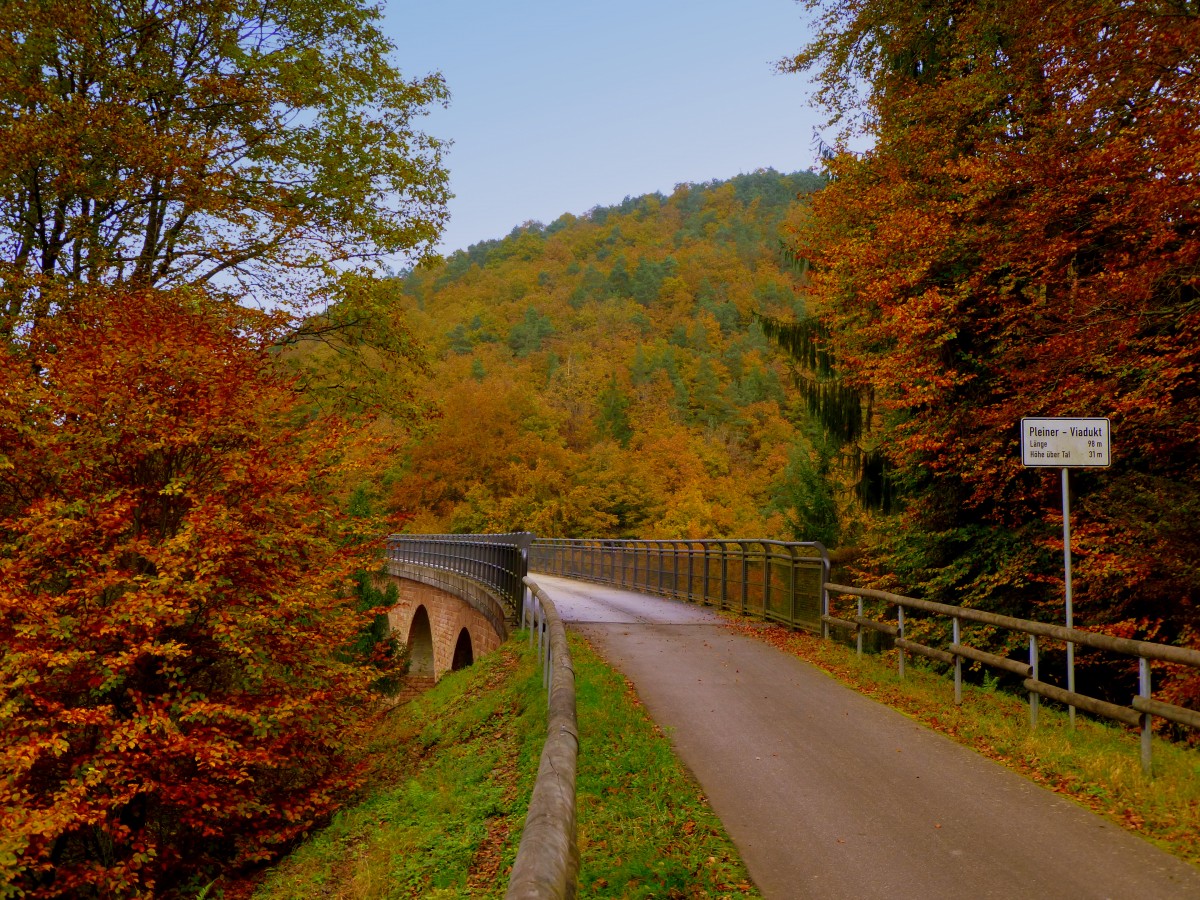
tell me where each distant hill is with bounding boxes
[379,169,841,542]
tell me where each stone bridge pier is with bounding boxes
[381,561,512,681]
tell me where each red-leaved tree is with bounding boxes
[781,0,1200,706]
[0,287,394,897]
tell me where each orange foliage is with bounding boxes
[787,1,1200,700]
[0,288,392,896]
[386,172,834,542]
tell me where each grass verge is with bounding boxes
[231,632,759,898]
[246,639,544,899]
[570,631,759,898]
[725,620,1200,866]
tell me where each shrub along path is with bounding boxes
[531,573,1200,900]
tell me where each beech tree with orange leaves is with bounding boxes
[0,287,397,896]
[781,0,1200,704]
[0,3,448,890]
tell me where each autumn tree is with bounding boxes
[0,4,446,892]
[0,286,397,897]
[0,0,449,346]
[782,0,1200,699]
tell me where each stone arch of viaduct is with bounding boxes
[380,561,512,681]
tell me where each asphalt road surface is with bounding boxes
[530,573,1200,900]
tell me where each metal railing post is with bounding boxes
[670,543,679,600]
[715,547,724,609]
[1139,658,1153,776]
[953,616,962,705]
[856,596,864,658]
[734,542,744,614]
[788,546,798,629]
[897,604,906,678]
[655,541,664,595]
[821,558,830,640]
[762,543,772,621]
[1029,635,1039,729]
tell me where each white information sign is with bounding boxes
[1020,417,1111,468]
[1019,416,1113,724]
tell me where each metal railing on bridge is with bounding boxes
[385,532,532,624]
[389,529,1200,887]
[530,537,830,632]
[528,535,1200,775]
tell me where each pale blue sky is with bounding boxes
[382,0,826,256]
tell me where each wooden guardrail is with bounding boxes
[506,578,579,899]
[823,583,1200,774]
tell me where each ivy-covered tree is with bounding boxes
[771,440,840,548]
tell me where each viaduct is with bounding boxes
[381,557,511,681]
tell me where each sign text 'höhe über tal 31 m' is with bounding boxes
[1020,417,1111,468]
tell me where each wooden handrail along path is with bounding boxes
[823,582,1200,774]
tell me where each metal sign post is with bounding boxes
[1061,467,1074,722]
[1020,417,1111,726]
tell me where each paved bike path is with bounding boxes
[531,573,1200,899]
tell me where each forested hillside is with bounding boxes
[379,0,1200,717]
[380,170,842,543]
